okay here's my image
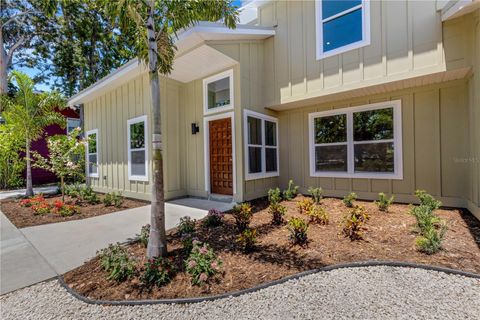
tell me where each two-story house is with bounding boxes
[67,0,480,220]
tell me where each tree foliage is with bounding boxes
[0,119,25,189]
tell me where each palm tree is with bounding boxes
[103,0,238,258]
[1,71,65,196]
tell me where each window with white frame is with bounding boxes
[86,129,99,177]
[127,116,148,181]
[315,0,370,59]
[309,100,402,179]
[244,110,279,180]
[203,69,234,114]
[66,118,81,134]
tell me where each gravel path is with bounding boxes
[1,266,479,320]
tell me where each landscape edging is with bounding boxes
[58,260,480,306]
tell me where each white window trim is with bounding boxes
[127,115,149,182]
[244,109,280,181]
[308,100,403,179]
[315,0,371,60]
[85,129,99,178]
[203,69,234,115]
[66,117,81,134]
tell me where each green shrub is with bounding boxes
[410,205,440,234]
[64,183,83,199]
[97,243,136,282]
[342,192,357,208]
[140,256,174,288]
[415,190,442,211]
[287,217,309,245]
[80,186,100,204]
[341,205,370,240]
[269,203,287,225]
[267,187,282,204]
[416,223,447,254]
[308,187,323,204]
[297,198,314,214]
[177,216,196,236]
[136,224,150,248]
[103,192,124,208]
[232,203,253,232]
[236,228,257,253]
[375,193,394,212]
[202,209,224,228]
[181,234,196,254]
[283,180,299,200]
[185,241,222,286]
[0,122,25,190]
[307,205,329,225]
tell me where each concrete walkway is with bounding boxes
[0,198,233,295]
[0,186,58,201]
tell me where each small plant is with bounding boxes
[267,187,282,204]
[232,203,253,232]
[19,194,45,208]
[341,205,370,240]
[185,241,222,286]
[52,200,80,216]
[415,190,442,211]
[140,256,174,288]
[375,193,394,212]
[203,209,224,228]
[64,184,83,199]
[307,205,329,225]
[287,217,309,245]
[103,192,124,208]
[80,186,100,204]
[297,198,314,214]
[136,224,150,248]
[308,187,323,204]
[283,180,299,200]
[410,205,441,235]
[97,243,136,282]
[342,192,357,208]
[31,202,51,215]
[415,223,447,254]
[236,228,257,252]
[177,216,196,235]
[269,203,287,225]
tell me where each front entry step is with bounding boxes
[208,193,235,204]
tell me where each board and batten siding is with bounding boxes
[83,73,186,201]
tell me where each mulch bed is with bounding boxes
[63,195,480,301]
[0,194,148,228]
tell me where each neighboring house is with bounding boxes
[67,0,480,220]
[28,107,80,185]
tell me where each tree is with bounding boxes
[1,71,65,196]
[103,0,238,258]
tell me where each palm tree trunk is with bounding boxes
[146,0,167,258]
[25,138,34,197]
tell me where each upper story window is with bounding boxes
[203,69,234,115]
[66,118,81,134]
[86,129,99,178]
[308,100,403,179]
[244,110,279,180]
[315,0,371,59]
[127,115,148,181]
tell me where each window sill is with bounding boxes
[310,171,403,180]
[316,39,370,60]
[128,176,149,182]
[87,174,99,178]
[245,172,280,181]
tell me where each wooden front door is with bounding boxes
[209,118,233,195]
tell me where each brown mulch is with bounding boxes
[63,195,480,301]
[0,194,148,228]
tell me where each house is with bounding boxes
[67,0,480,220]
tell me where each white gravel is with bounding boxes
[1,266,479,320]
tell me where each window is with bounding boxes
[203,69,234,115]
[66,118,81,134]
[309,100,402,179]
[315,0,370,59]
[244,110,279,180]
[127,115,148,181]
[86,129,99,178]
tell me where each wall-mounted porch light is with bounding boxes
[191,122,200,135]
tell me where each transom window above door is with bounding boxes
[203,69,234,115]
[308,100,403,179]
[127,115,148,181]
[315,0,370,59]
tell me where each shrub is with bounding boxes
[341,205,370,240]
[416,223,447,254]
[375,193,394,212]
[283,180,299,200]
[287,217,309,245]
[297,198,314,214]
[80,186,100,204]
[410,205,441,235]
[31,202,51,215]
[185,241,222,286]
[140,256,174,288]
[342,192,357,208]
[177,216,196,236]
[203,209,224,228]
[307,205,329,225]
[269,203,287,225]
[97,243,136,282]
[52,200,80,216]
[64,183,83,199]
[19,194,45,207]
[136,224,150,248]
[236,228,257,252]
[267,187,282,204]
[415,190,442,211]
[232,203,253,232]
[308,187,323,204]
[103,192,124,208]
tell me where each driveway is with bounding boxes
[0,198,233,295]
